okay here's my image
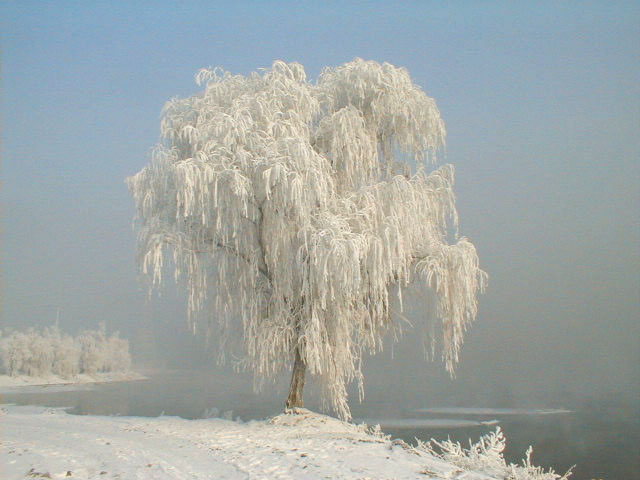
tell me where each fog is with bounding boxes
[3,1,638,420]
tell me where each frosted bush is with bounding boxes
[0,329,54,376]
[24,329,55,376]
[416,427,573,480]
[0,324,132,377]
[47,326,81,378]
[0,330,29,376]
[102,334,132,372]
[77,327,107,374]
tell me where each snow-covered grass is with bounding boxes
[416,428,572,480]
[1,405,571,480]
[0,324,132,379]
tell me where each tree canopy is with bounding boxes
[127,59,486,419]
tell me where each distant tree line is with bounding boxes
[0,324,131,377]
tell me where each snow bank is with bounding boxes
[0,371,146,392]
[1,405,570,480]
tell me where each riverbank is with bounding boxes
[1,405,573,480]
[0,371,146,391]
[0,405,473,480]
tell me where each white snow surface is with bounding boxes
[1,405,498,480]
[0,372,146,392]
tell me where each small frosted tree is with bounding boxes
[128,59,486,420]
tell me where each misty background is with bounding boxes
[2,1,638,416]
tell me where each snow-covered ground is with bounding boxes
[0,405,497,480]
[1,405,571,480]
[0,372,146,392]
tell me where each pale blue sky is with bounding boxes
[2,1,639,402]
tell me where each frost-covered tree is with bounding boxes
[128,59,486,419]
[0,325,131,378]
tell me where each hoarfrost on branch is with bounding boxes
[127,59,487,419]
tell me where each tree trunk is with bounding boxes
[285,345,306,409]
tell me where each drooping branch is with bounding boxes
[128,59,485,420]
